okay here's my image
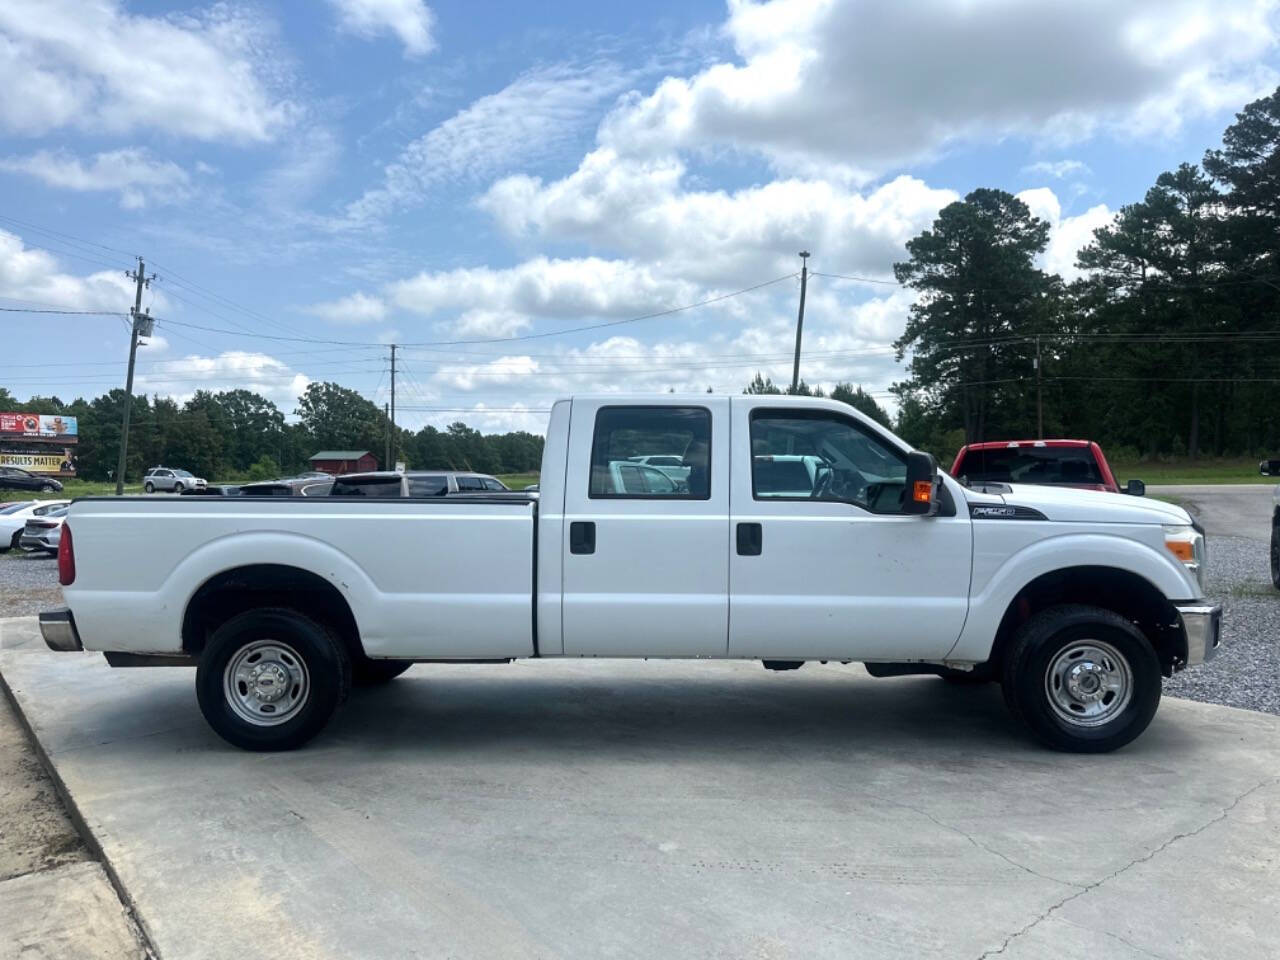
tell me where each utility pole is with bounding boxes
[389,343,397,466]
[115,258,154,496]
[790,251,810,393]
[384,403,391,469]
[1034,336,1043,440]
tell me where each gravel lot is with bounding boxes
[0,552,60,621]
[1,534,1275,713]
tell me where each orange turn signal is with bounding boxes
[1165,539,1194,563]
[913,480,933,504]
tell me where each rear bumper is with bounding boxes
[1175,603,1222,667]
[39,607,83,652]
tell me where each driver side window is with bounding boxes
[750,410,908,513]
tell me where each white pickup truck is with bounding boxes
[41,395,1220,753]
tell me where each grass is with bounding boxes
[1108,457,1277,485]
[497,473,540,490]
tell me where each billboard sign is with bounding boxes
[0,413,78,441]
[0,451,74,474]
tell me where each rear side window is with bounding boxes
[407,476,448,497]
[589,406,710,499]
[330,477,402,497]
[456,476,486,492]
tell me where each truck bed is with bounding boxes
[62,495,538,659]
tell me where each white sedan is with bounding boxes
[1,499,70,552]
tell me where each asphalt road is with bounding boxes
[1148,483,1275,540]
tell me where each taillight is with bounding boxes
[58,523,75,586]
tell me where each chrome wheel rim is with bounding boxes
[1045,639,1132,727]
[223,640,310,727]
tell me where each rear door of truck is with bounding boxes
[560,397,730,657]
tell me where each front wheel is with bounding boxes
[40,483,54,492]
[144,481,154,493]
[173,482,184,493]
[1002,604,1161,753]
[196,608,350,751]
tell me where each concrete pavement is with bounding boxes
[1147,483,1274,540]
[1,632,1278,960]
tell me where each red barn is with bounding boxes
[308,450,378,475]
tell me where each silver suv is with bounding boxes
[328,471,510,497]
[143,467,207,494]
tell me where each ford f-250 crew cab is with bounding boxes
[40,395,1221,753]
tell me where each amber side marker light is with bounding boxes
[1164,538,1195,564]
[913,480,933,503]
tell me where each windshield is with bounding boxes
[174,470,193,478]
[957,447,1103,486]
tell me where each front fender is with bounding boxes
[947,530,1195,663]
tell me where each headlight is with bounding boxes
[1163,524,1206,594]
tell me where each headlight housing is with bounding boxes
[1163,523,1206,594]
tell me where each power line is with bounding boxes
[0,306,128,315]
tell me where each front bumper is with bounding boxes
[39,607,83,652]
[1175,603,1222,667]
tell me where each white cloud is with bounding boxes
[303,292,388,325]
[1016,188,1113,281]
[135,351,311,411]
[0,148,192,209]
[596,0,1279,175]
[328,0,435,57]
[389,256,699,328]
[0,1,296,141]
[1023,160,1092,179]
[481,147,957,286]
[345,61,630,222]
[0,228,153,312]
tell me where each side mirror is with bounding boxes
[1125,478,1145,497]
[903,451,938,515]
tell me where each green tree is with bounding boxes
[295,381,386,462]
[831,383,891,427]
[893,188,1057,443]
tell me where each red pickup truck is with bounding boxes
[951,439,1144,496]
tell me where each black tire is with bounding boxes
[40,483,54,493]
[1001,604,1161,753]
[173,482,184,493]
[196,608,351,751]
[1271,522,1280,589]
[144,481,154,494]
[351,656,413,686]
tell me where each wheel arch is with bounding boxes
[985,565,1183,675]
[182,563,363,662]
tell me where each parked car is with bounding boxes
[143,467,207,494]
[0,466,63,493]
[329,471,509,497]
[20,504,68,554]
[605,460,686,495]
[951,440,1144,496]
[1,499,70,552]
[41,394,1219,754]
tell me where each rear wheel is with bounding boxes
[196,608,350,751]
[1002,604,1161,753]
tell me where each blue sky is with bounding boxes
[2,0,1278,434]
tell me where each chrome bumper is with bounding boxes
[1175,603,1222,667]
[39,607,83,652]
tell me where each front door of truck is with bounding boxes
[561,398,730,657]
[728,399,972,660]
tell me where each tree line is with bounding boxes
[0,381,544,483]
[890,87,1280,462]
